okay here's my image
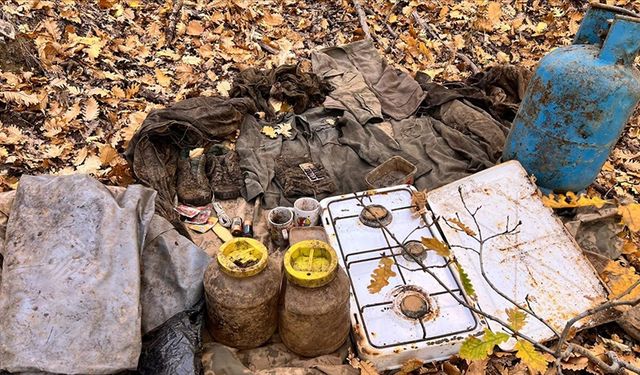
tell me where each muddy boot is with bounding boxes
[207,150,243,200]
[176,155,213,206]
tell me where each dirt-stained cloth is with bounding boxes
[125,96,256,235]
[417,64,531,124]
[201,336,357,375]
[312,39,425,123]
[230,64,332,121]
[237,63,526,209]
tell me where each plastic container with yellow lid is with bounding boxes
[203,238,280,349]
[280,240,351,357]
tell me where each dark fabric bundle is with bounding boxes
[230,64,333,120]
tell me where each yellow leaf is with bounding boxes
[456,262,476,297]
[514,340,549,373]
[541,192,608,209]
[261,126,278,139]
[155,68,172,87]
[600,260,640,301]
[618,203,640,232]
[447,218,476,236]
[99,144,118,166]
[459,329,510,361]
[505,307,527,331]
[216,80,231,96]
[397,359,423,375]
[277,123,292,138]
[367,256,397,293]
[412,190,428,215]
[534,22,548,34]
[459,337,489,361]
[186,20,204,36]
[84,97,99,121]
[421,237,451,257]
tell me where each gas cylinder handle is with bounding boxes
[573,2,640,46]
[599,15,640,66]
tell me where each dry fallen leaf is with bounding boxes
[84,97,99,121]
[99,144,118,166]
[261,125,278,139]
[421,237,451,257]
[618,203,640,232]
[600,260,640,301]
[216,80,231,96]
[186,20,204,36]
[541,192,608,209]
[368,256,397,293]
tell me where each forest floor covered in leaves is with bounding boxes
[2,0,640,374]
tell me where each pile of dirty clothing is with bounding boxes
[125,39,530,221]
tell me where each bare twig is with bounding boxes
[412,11,481,74]
[166,0,183,45]
[456,52,481,74]
[351,0,371,39]
[563,344,640,374]
[454,187,560,338]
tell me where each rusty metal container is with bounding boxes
[203,238,280,349]
[279,240,350,357]
[503,3,640,192]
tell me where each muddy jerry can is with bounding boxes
[503,3,640,192]
[203,238,281,349]
[280,240,350,357]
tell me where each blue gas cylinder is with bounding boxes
[502,4,640,192]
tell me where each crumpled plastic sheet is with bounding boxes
[138,301,205,375]
[0,175,155,374]
[0,176,211,374]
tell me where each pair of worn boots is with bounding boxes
[176,149,242,206]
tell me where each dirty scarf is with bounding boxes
[230,64,333,121]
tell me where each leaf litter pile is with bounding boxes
[3,0,640,374]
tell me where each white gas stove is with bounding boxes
[320,185,484,370]
[320,161,608,371]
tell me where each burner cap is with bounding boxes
[400,295,430,319]
[390,285,437,321]
[359,204,392,228]
[402,240,427,262]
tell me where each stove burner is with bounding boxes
[359,204,392,228]
[401,295,430,319]
[402,240,427,262]
[390,285,437,321]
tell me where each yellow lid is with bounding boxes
[284,240,338,288]
[217,238,269,278]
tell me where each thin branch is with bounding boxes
[351,0,371,39]
[456,52,480,74]
[166,0,183,45]
[563,344,640,374]
[556,297,640,355]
